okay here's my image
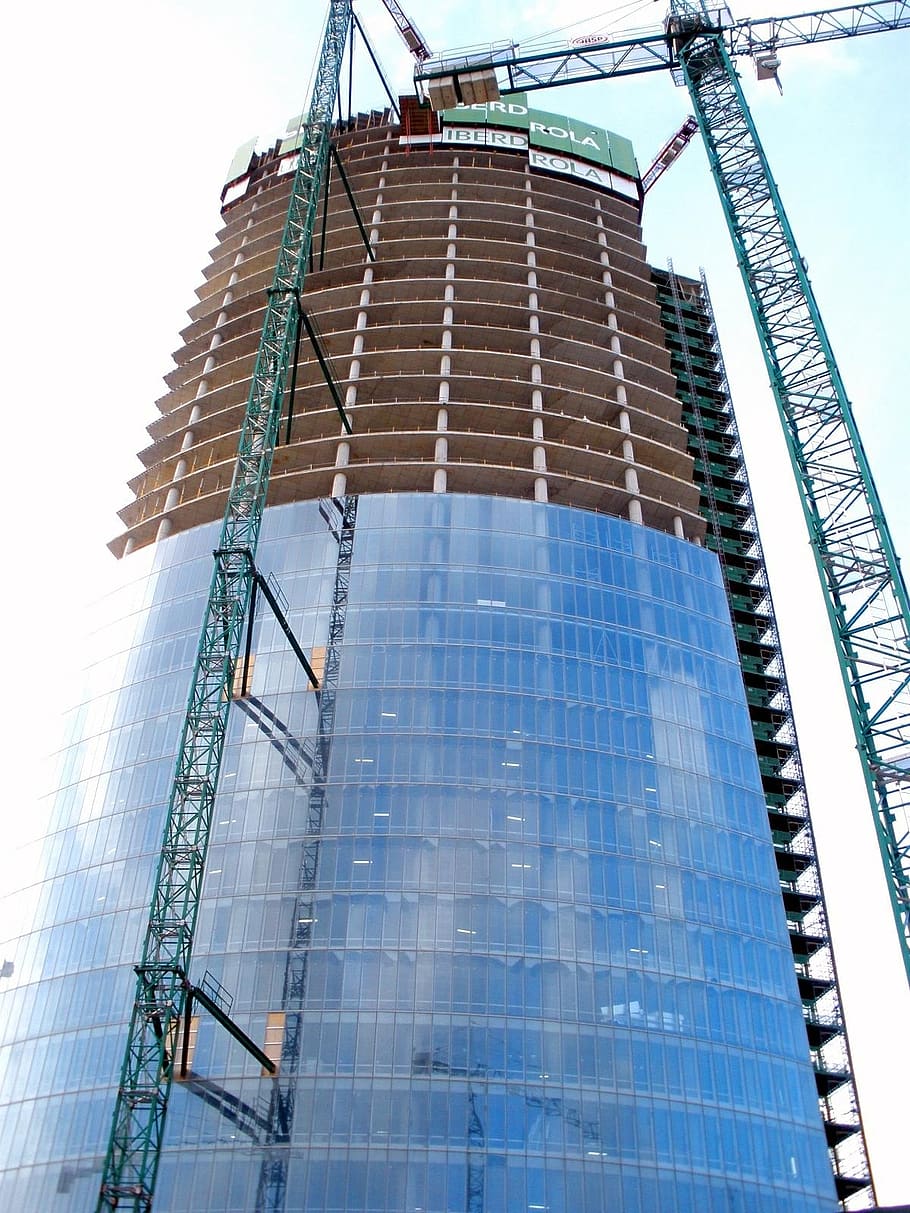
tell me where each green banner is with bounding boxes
[441,93,638,180]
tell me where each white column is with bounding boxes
[596,198,641,525]
[163,200,260,528]
[526,177,547,502]
[333,143,392,496]
[434,161,459,494]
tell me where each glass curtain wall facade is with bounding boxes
[1,496,836,1211]
[0,97,847,1213]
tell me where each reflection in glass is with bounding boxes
[0,496,835,1211]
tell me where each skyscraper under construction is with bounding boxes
[0,90,872,1211]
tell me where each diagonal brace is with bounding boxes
[329,143,376,263]
[216,547,320,691]
[299,308,354,435]
[268,286,353,436]
[351,12,401,119]
[182,982,276,1076]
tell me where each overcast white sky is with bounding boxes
[2,0,908,1201]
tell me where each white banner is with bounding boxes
[441,127,529,152]
[395,133,640,202]
[529,149,638,199]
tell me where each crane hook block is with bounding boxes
[755,52,781,80]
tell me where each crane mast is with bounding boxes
[669,0,910,978]
[416,0,910,988]
[96,3,354,1208]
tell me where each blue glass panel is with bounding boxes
[0,496,835,1211]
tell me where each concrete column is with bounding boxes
[597,201,643,527]
[526,179,547,500]
[434,164,460,496]
[577,201,637,522]
[167,204,260,525]
[333,443,351,506]
[332,147,390,485]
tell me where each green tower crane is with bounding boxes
[96,2,354,1208]
[415,0,910,990]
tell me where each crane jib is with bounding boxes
[414,1,910,96]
